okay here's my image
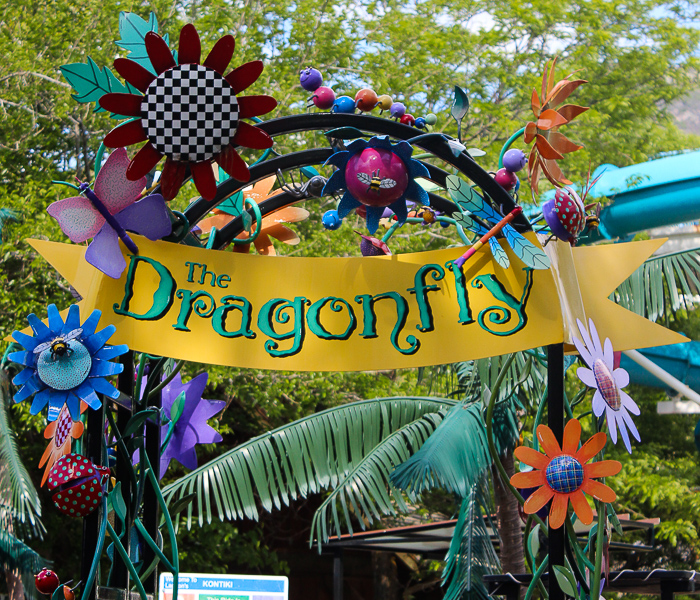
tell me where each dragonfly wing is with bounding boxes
[94,147,147,214]
[445,175,500,223]
[116,194,172,241]
[503,224,551,270]
[488,237,510,269]
[47,196,105,243]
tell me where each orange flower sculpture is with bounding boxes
[99,24,277,202]
[525,58,588,195]
[197,176,309,255]
[510,419,620,529]
[38,404,85,486]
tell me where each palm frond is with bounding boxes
[162,397,455,528]
[442,484,500,600]
[390,402,491,497]
[310,411,448,547]
[614,246,700,321]
[0,529,46,600]
[0,371,44,537]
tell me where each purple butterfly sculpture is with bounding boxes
[47,148,172,279]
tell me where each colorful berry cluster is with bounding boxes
[301,67,437,128]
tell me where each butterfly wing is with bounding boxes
[85,225,126,279]
[116,194,172,241]
[94,147,147,214]
[503,224,551,270]
[445,175,501,224]
[47,196,105,242]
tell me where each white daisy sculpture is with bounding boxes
[573,318,641,453]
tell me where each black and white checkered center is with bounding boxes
[141,63,238,163]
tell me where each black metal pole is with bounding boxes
[333,549,343,600]
[142,384,162,595]
[81,402,105,600]
[548,343,565,600]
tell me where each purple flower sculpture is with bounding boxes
[160,372,225,477]
[573,318,640,453]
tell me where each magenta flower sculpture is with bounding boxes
[573,318,640,453]
[160,372,225,476]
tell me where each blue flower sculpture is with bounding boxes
[9,304,128,422]
[322,136,430,234]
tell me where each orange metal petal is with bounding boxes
[581,479,616,503]
[547,132,583,155]
[246,175,277,201]
[198,213,233,234]
[540,158,572,187]
[531,89,541,118]
[569,490,593,525]
[584,460,622,479]
[524,485,554,514]
[548,493,569,529]
[562,418,581,455]
[558,104,589,122]
[265,223,300,245]
[536,425,562,458]
[528,147,541,195]
[511,470,545,488]
[253,233,275,256]
[524,122,537,144]
[575,432,608,463]
[267,206,310,224]
[535,134,564,160]
[514,446,550,470]
[536,109,568,131]
[547,80,587,109]
[546,57,558,97]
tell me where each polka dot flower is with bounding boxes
[573,318,640,453]
[511,419,621,529]
[9,304,128,422]
[99,24,277,202]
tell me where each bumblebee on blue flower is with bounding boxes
[9,304,128,422]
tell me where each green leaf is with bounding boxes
[167,492,197,518]
[607,504,623,536]
[108,482,127,527]
[170,391,186,426]
[451,86,469,123]
[325,126,366,140]
[217,190,245,217]
[528,523,541,562]
[116,12,172,75]
[60,58,138,118]
[552,564,578,598]
[122,407,160,438]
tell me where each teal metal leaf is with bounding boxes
[527,523,541,562]
[217,190,245,217]
[60,58,139,118]
[552,565,578,598]
[116,12,173,75]
[325,126,366,140]
[451,86,469,124]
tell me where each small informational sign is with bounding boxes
[159,573,288,600]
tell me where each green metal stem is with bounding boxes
[80,496,108,600]
[524,555,549,600]
[148,361,184,400]
[565,516,595,572]
[105,521,149,600]
[134,354,148,406]
[498,127,526,169]
[134,517,175,572]
[532,385,549,451]
[591,500,606,600]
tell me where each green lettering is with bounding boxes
[355,292,419,355]
[257,297,309,358]
[470,267,534,336]
[446,260,475,325]
[113,255,176,321]
[212,295,255,339]
[217,274,231,288]
[408,263,445,332]
[307,297,357,340]
[198,264,216,287]
[185,261,202,283]
[172,289,216,332]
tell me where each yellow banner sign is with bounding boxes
[26,235,685,371]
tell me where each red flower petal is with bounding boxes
[126,142,163,181]
[232,121,273,150]
[217,145,251,182]
[145,31,176,75]
[203,35,235,74]
[103,120,148,148]
[114,58,156,94]
[191,162,218,200]
[225,60,264,94]
[99,93,143,117]
[160,158,188,201]
[237,95,278,119]
[178,23,201,65]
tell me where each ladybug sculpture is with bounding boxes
[47,454,109,518]
[543,187,586,245]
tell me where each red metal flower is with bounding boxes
[99,24,277,201]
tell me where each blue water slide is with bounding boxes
[620,341,700,393]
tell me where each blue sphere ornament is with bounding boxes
[414,117,426,129]
[332,96,356,114]
[545,455,584,494]
[503,149,528,172]
[389,102,406,118]
[322,209,342,230]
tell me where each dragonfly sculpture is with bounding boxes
[446,175,550,270]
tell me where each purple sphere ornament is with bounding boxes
[503,149,528,172]
[322,209,342,230]
[543,187,586,244]
[312,86,336,110]
[494,167,518,191]
[389,102,406,118]
[345,148,409,208]
[300,67,323,91]
[332,96,356,113]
